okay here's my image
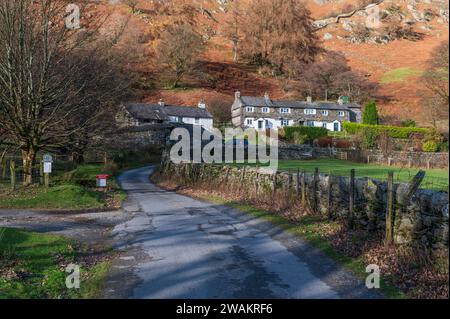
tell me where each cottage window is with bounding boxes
[246,106,255,113]
[281,119,290,126]
[246,119,253,125]
[321,110,329,116]
[262,107,270,113]
[338,111,345,117]
[304,109,316,115]
[306,120,315,127]
[280,108,290,114]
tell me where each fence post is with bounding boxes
[327,174,333,219]
[272,172,277,197]
[296,168,300,197]
[301,170,306,206]
[385,171,394,246]
[348,169,355,229]
[287,169,293,194]
[313,168,319,213]
[10,160,16,191]
[39,161,44,185]
[0,158,6,182]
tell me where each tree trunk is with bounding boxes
[22,149,36,186]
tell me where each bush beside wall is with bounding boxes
[343,122,430,139]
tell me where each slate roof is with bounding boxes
[124,103,213,120]
[239,96,360,110]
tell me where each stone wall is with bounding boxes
[160,160,449,249]
[364,150,449,169]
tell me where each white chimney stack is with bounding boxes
[198,99,206,109]
[264,92,270,101]
[306,96,312,103]
[158,99,165,106]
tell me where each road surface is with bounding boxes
[104,166,382,299]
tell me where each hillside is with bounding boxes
[103,0,449,128]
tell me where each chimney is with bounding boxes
[158,98,165,106]
[235,91,241,100]
[306,96,312,103]
[264,92,270,101]
[198,99,206,109]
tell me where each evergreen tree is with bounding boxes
[362,101,379,125]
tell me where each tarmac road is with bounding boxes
[104,166,382,299]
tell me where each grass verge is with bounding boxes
[0,227,111,299]
[0,164,126,210]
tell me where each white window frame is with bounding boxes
[321,110,329,116]
[281,119,290,127]
[304,109,316,115]
[245,106,255,113]
[338,111,345,117]
[280,108,290,114]
[262,107,270,113]
[246,118,253,125]
[306,120,315,127]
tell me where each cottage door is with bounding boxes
[258,120,264,129]
[334,122,340,131]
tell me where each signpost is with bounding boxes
[43,154,53,187]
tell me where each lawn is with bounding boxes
[0,164,126,210]
[235,159,448,191]
[0,227,110,299]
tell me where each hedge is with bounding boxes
[283,126,328,141]
[342,122,430,139]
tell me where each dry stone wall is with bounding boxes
[160,160,448,249]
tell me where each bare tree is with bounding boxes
[421,40,449,128]
[222,0,242,62]
[239,0,321,75]
[206,96,233,126]
[297,51,377,103]
[0,0,131,185]
[155,23,205,88]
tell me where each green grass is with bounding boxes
[0,184,106,209]
[231,158,448,191]
[0,227,110,299]
[380,67,423,84]
[197,195,404,299]
[0,164,126,210]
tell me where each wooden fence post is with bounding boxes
[287,169,293,194]
[385,171,394,245]
[39,161,44,185]
[272,172,277,197]
[301,170,306,206]
[348,169,355,229]
[10,160,16,191]
[327,174,333,219]
[313,168,319,213]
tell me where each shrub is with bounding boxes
[422,140,439,153]
[361,127,379,149]
[362,100,379,125]
[438,141,449,152]
[316,136,333,147]
[335,139,351,149]
[292,132,309,145]
[401,119,416,127]
[284,126,328,142]
[342,122,430,139]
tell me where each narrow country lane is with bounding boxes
[103,166,382,299]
